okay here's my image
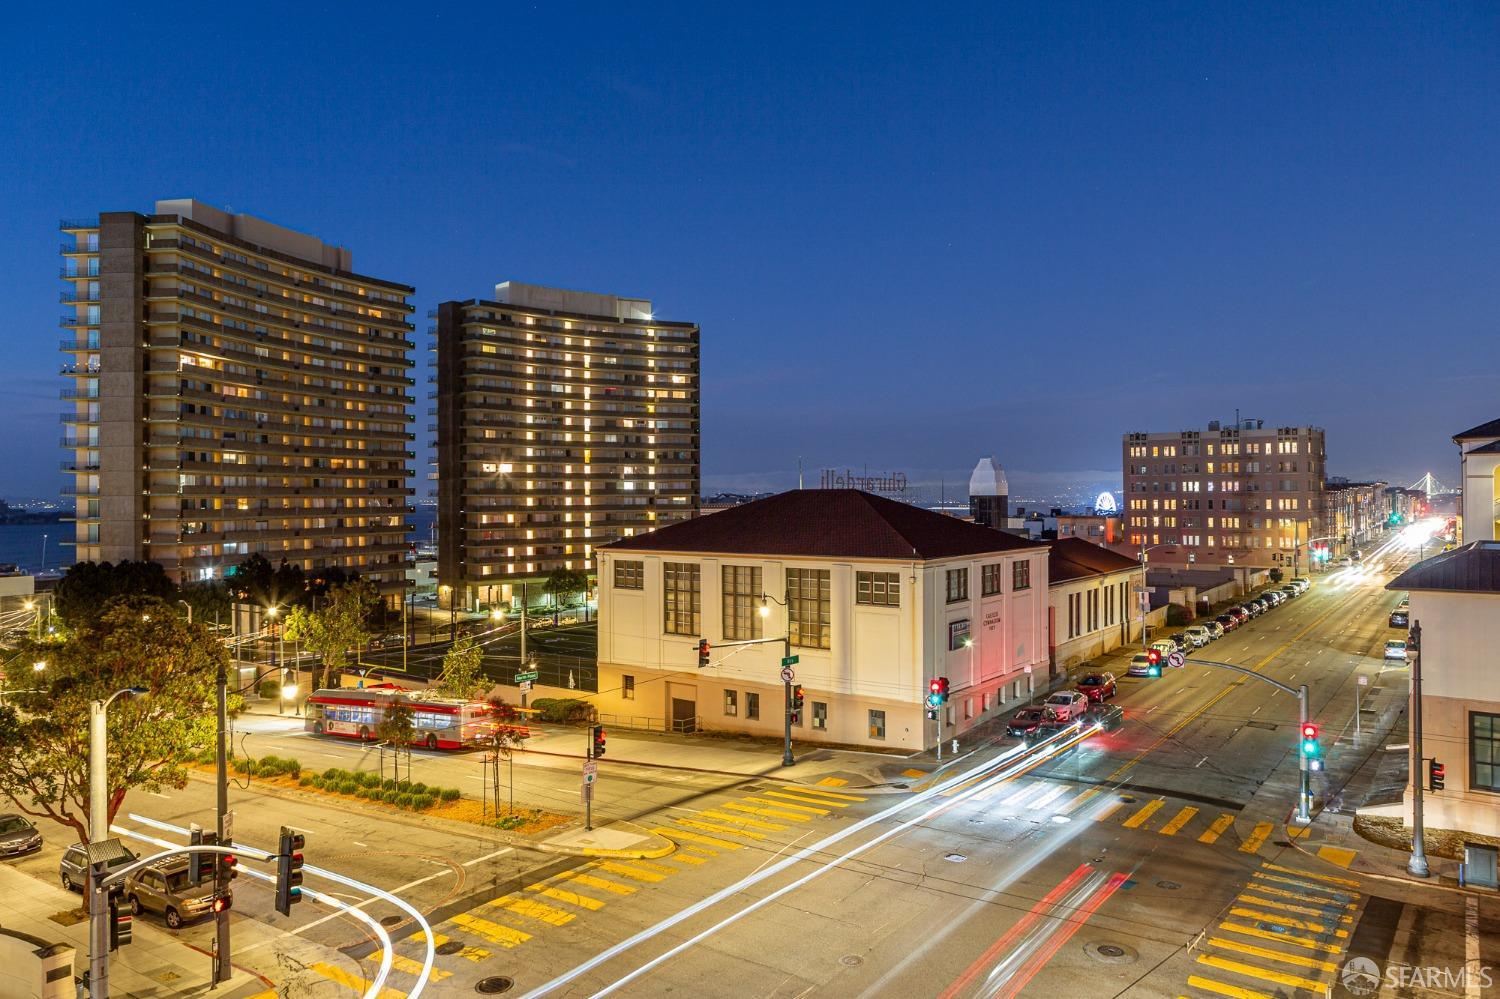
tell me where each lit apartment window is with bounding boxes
[622,675,635,700]
[856,570,900,607]
[614,559,644,589]
[663,562,700,636]
[945,568,969,603]
[722,564,763,641]
[786,568,831,649]
[868,709,886,740]
[1012,560,1031,591]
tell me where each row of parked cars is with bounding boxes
[1126,577,1312,676]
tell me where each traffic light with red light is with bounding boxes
[1145,648,1162,678]
[1300,722,1321,759]
[211,894,232,914]
[1429,759,1445,791]
[697,639,711,668]
[935,677,950,703]
[274,826,305,916]
[790,684,805,725]
[219,853,238,885]
[591,724,607,759]
[108,887,132,949]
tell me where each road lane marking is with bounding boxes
[1057,787,1101,814]
[463,847,514,867]
[816,776,849,787]
[1239,883,1355,912]
[1260,861,1360,888]
[764,789,851,808]
[783,785,865,802]
[311,961,406,998]
[651,827,741,850]
[1194,953,1327,992]
[449,912,531,948]
[674,817,767,839]
[745,795,829,814]
[698,809,788,832]
[1199,814,1235,844]
[1218,920,1344,953]
[1098,799,1127,821]
[902,768,926,778]
[410,931,489,962]
[1029,783,1074,811]
[367,950,453,981]
[1159,806,1200,836]
[1239,822,1274,853]
[593,861,668,883]
[1186,974,1274,999]
[1205,937,1339,972]
[528,884,606,910]
[668,853,706,865]
[1228,906,1349,936]
[495,896,575,926]
[1123,798,1166,829]
[1250,872,1356,901]
[1312,845,1357,868]
[557,870,637,895]
[720,802,809,822]
[1237,893,1353,922]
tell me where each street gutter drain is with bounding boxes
[476,976,514,994]
[380,915,403,927]
[436,941,464,956]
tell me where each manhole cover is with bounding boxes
[380,915,403,927]
[1156,880,1181,890]
[1245,720,1279,731]
[840,955,863,967]
[1084,941,1139,964]
[436,941,464,956]
[476,976,514,994]
[945,854,967,863]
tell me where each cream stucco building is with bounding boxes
[1046,538,1145,670]
[1455,417,1500,543]
[594,489,1050,750]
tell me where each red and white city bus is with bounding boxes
[305,684,499,750]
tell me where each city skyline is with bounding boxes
[3,5,1497,500]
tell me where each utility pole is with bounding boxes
[1408,620,1430,877]
[519,582,528,669]
[213,660,231,982]
[1296,682,1312,823]
[781,585,794,768]
[88,700,109,999]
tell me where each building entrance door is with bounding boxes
[671,697,697,734]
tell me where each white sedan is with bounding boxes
[1384,640,1409,662]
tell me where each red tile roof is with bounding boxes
[603,490,1046,561]
[1454,417,1500,442]
[1388,541,1500,594]
[1047,537,1142,583]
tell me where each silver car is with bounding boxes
[0,813,42,857]
[60,841,138,892]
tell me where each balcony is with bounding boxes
[60,363,101,376]
[59,388,99,401]
[60,437,98,448]
[59,242,98,255]
[60,290,98,305]
[61,461,100,473]
[60,265,100,279]
[61,487,101,497]
[60,414,96,425]
[59,217,99,231]
[60,315,97,328]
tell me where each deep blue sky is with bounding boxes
[4,2,1497,503]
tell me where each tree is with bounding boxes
[53,560,176,628]
[433,636,490,700]
[225,554,308,610]
[543,568,588,609]
[375,694,415,747]
[284,579,378,690]
[180,580,232,628]
[1268,568,1284,584]
[0,595,225,844]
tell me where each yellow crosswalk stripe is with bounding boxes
[698,809,788,832]
[721,801,810,822]
[764,790,849,809]
[594,860,668,882]
[744,795,829,815]
[902,768,926,778]
[1287,825,1311,839]
[685,845,720,857]
[1057,787,1102,815]
[1198,813,1235,844]
[1239,821,1274,853]
[784,784,865,802]
[1260,861,1360,888]
[1159,806,1200,836]
[1185,974,1275,999]
[1205,937,1339,972]
[312,961,406,998]
[675,817,768,839]
[1028,783,1074,811]
[1194,953,1328,992]
[449,912,531,948]
[1123,798,1166,829]
[527,883,606,910]
[1218,920,1344,954]
[1250,872,1357,901]
[1237,894,1353,924]
[652,826,743,849]
[999,782,1048,807]
[367,950,453,981]
[816,776,849,787]
[669,852,706,865]
[494,895,575,926]
[1316,846,1358,869]
[1228,906,1349,937]
[557,870,637,895]
[1097,799,1127,821]
[412,932,489,962]
[1242,880,1357,910]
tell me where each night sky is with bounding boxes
[4,3,1497,503]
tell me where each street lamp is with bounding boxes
[88,685,149,998]
[758,591,796,767]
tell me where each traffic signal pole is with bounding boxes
[782,621,794,768]
[214,660,231,984]
[1408,620,1430,878]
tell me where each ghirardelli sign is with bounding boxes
[819,469,909,494]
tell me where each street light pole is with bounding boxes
[1408,620,1430,878]
[213,659,231,982]
[88,688,145,999]
[757,590,796,768]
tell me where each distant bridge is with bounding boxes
[1408,472,1455,495]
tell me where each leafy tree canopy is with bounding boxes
[53,561,175,628]
[284,579,379,689]
[0,595,226,844]
[433,636,490,700]
[543,568,589,608]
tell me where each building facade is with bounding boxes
[594,490,1050,750]
[60,201,415,593]
[1454,417,1500,544]
[967,455,1008,528]
[1387,542,1500,838]
[1322,478,1391,555]
[1046,538,1144,669]
[1122,420,1326,569]
[434,282,699,608]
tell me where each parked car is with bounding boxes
[1084,702,1125,732]
[1204,621,1225,640]
[124,857,227,929]
[1215,614,1239,632]
[1384,640,1410,662]
[1043,690,1089,722]
[1151,639,1179,661]
[1389,610,1409,628]
[1126,653,1157,677]
[60,842,137,892]
[1076,672,1118,702]
[1265,591,1284,606]
[1006,707,1048,739]
[1291,578,1311,592]
[1167,632,1193,652]
[0,814,42,858]
[1183,625,1211,647]
[1228,607,1249,624]
[1279,587,1299,600]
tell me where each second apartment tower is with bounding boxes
[434,282,699,608]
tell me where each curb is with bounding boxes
[1281,813,1494,900]
[534,833,678,861]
